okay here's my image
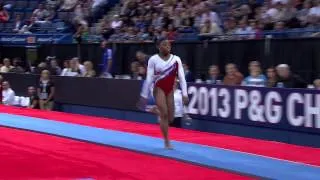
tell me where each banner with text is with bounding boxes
[187,83,320,134]
[0,34,73,45]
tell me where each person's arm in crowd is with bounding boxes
[46,85,55,103]
[60,68,67,76]
[3,90,15,105]
[37,87,41,98]
[29,97,39,109]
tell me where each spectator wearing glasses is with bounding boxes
[2,81,15,106]
[38,70,55,110]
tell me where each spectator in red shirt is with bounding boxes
[167,24,177,40]
[223,63,244,86]
[0,3,9,23]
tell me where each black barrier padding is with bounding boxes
[0,73,143,110]
[54,77,142,110]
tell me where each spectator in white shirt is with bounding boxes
[111,15,123,29]
[235,19,255,39]
[0,58,13,73]
[32,3,50,21]
[200,5,221,26]
[309,0,320,17]
[171,79,188,128]
[2,81,15,106]
[13,14,23,33]
[61,58,83,77]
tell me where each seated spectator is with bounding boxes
[200,6,221,26]
[223,63,244,86]
[200,20,222,36]
[242,61,267,87]
[13,14,24,33]
[74,20,89,44]
[32,4,50,22]
[61,58,82,77]
[9,58,25,73]
[235,19,255,39]
[50,59,62,75]
[206,65,223,84]
[2,81,15,106]
[0,58,13,73]
[60,0,78,11]
[38,70,55,111]
[74,57,85,74]
[63,60,70,69]
[111,15,123,29]
[308,0,320,18]
[266,67,278,87]
[167,24,178,40]
[101,20,115,40]
[130,61,140,80]
[21,17,40,34]
[183,63,195,82]
[73,4,85,24]
[0,3,9,23]
[83,61,96,77]
[137,28,150,41]
[272,21,288,38]
[137,65,146,80]
[46,4,56,22]
[314,78,320,89]
[27,86,39,109]
[135,51,149,68]
[275,64,308,88]
[123,27,138,41]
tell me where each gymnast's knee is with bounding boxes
[161,112,169,122]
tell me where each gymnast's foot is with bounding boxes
[165,140,173,149]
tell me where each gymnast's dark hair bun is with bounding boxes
[156,37,167,46]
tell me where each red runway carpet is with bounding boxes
[0,127,252,180]
[2,106,319,167]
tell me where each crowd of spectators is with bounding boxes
[128,50,319,89]
[1,0,319,40]
[99,0,320,42]
[1,50,320,112]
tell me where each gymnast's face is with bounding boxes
[159,40,171,56]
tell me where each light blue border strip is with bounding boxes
[0,113,319,180]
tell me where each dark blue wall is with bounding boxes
[60,104,320,148]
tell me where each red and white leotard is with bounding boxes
[141,54,187,98]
